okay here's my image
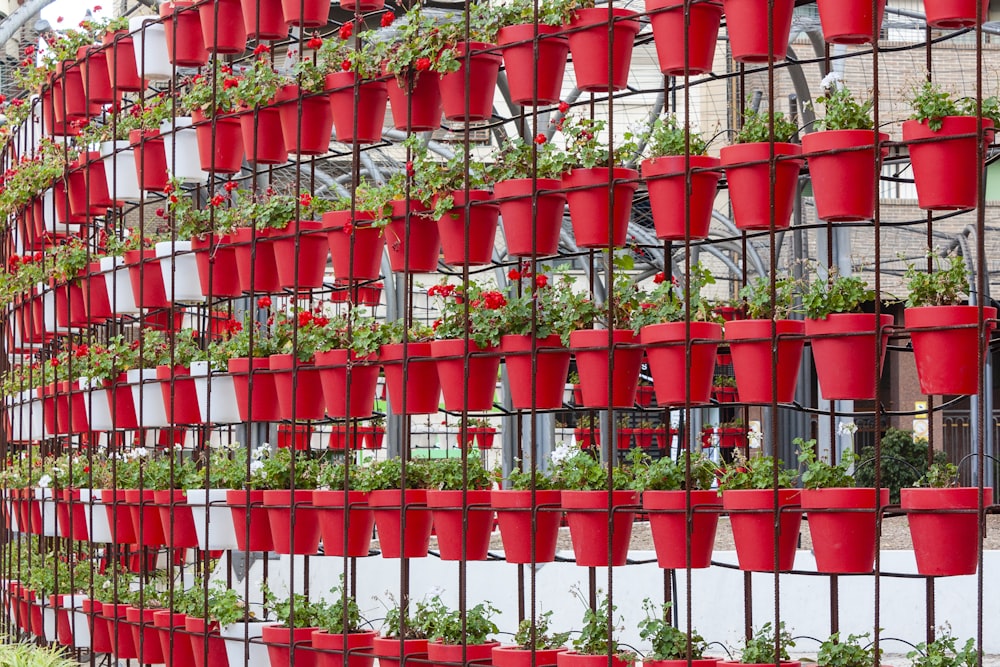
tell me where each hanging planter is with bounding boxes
[565,8,641,92]
[229,357,281,421]
[341,0,384,9]
[100,489,136,545]
[198,0,248,54]
[227,489,274,552]
[493,646,567,667]
[721,0,795,62]
[428,642,501,667]
[500,334,572,410]
[312,630,378,667]
[129,14,173,80]
[369,489,434,558]
[439,42,502,121]
[82,262,113,322]
[271,221,329,291]
[496,24,569,106]
[905,305,997,395]
[431,339,501,412]
[643,491,721,566]
[722,489,802,571]
[802,130,887,221]
[190,360,241,424]
[641,156,721,240]
[385,199,440,272]
[161,1,210,68]
[192,110,245,174]
[373,637,429,667]
[240,0,287,39]
[128,129,170,192]
[281,0,330,27]
[385,71,442,132]
[124,488,166,547]
[645,0,722,75]
[99,141,143,202]
[805,313,893,400]
[124,249,171,309]
[155,240,206,303]
[435,191,500,266]
[160,116,210,183]
[923,0,989,29]
[477,429,497,450]
[815,0,886,44]
[801,488,888,573]
[263,489,322,555]
[191,233,243,298]
[101,30,143,92]
[640,322,722,406]
[570,329,644,409]
[491,489,562,564]
[67,151,113,216]
[720,142,803,231]
[902,116,994,211]
[315,350,380,418]
[562,490,639,567]
[900,487,992,576]
[426,490,495,561]
[221,620,277,667]
[154,611,195,667]
[231,226,282,293]
[187,616,229,667]
[323,211,386,281]
[185,488,239,550]
[155,364,202,425]
[326,72,388,144]
[269,354,327,421]
[313,490,375,557]
[562,168,639,248]
[380,342,442,414]
[152,489,200,550]
[494,179,565,257]
[724,319,805,404]
[126,605,166,666]
[240,105,289,165]
[277,84,333,155]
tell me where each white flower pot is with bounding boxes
[80,488,113,544]
[127,368,168,428]
[186,488,239,550]
[221,620,277,667]
[100,256,140,315]
[99,141,142,202]
[8,389,46,442]
[129,16,172,81]
[190,361,241,424]
[41,599,57,642]
[35,488,58,537]
[66,595,91,649]
[156,240,205,303]
[161,117,210,183]
[80,378,114,432]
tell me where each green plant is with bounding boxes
[372,7,471,81]
[426,457,494,490]
[512,610,571,650]
[355,458,431,492]
[318,29,385,81]
[408,138,489,220]
[378,592,438,640]
[549,444,640,490]
[854,428,946,504]
[814,76,874,131]
[249,448,321,490]
[317,576,365,634]
[645,115,710,157]
[638,600,707,661]
[738,622,794,664]
[738,276,797,319]
[716,450,797,490]
[909,81,1000,132]
[234,50,283,108]
[733,106,799,144]
[817,632,881,667]
[0,637,80,666]
[477,0,575,28]
[487,137,569,181]
[140,450,202,491]
[636,452,717,491]
[506,460,561,491]
[421,595,499,644]
[797,438,855,489]
[917,461,960,488]
[501,268,595,346]
[632,263,719,328]
[560,114,638,169]
[380,321,436,345]
[802,271,876,319]
[904,253,968,307]
[429,280,508,348]
[569,587,635,660]
[907,631,977,667]
[265,587,339,629]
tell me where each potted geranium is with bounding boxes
[313,310,385,418]
[360,458,434,558]
[313,461,375,557]
[266,308,334,421]
[816,632,881,667]
[425,458,495,561]
[711,376,738,403]
[435,10,503,122]
[262,590,338,667]
[907,631,977,667]
[212,309,282,422]
[493,464,564,564]
[179,67,245,174]
[639,600,715,667]
[489,0,571,105]
[720,622,798,667]
[255,447,323,555]
[322,187,389,282]
[312,578,378,667]
[233,49,287,165]
[557,590,636,667]
[184,446,244,551]
[424,595,500,667]
[318,29,389,144]
[276,47,334,155]
[373,594,436,667]
[574,414,599,449]
[900,461,991,576]
[493,611,569,667]
[364,175,439,273]
[721,0,795,63]
[140,448,202,551]
[379,321,441,415]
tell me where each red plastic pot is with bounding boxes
[476,429,496,450]
[816,0,886,44]
[435,190,500,266]
[124,248,170,308]
[316,349,380,418]
[240,0,287,39]
[494,646,567,667]
[154,610,194,667]
[805,313,893,400]
[801,487,888,573]
[326,72,388,144]
[277,84,333,155]
[500,334,572,409]
[902,117,995,211]
[923,0,989,28]
[565,8,641,92]
[573,426,599,448]
[569,328,644,409]
[385,199,439,272]
[373,637,429,667]
[495,178,565,257]
[439,42,502,121]
[272,221,329,290]
[802,130,888,221]
[720,142,803,230]
[56,61,91,120]
[105,603,138,660]
[186,615,228,667]
[101,31,143,92]
[52,279,88,329]
[76,46,113,104]
[324,211,385,281]
[86,600,112,654]
[426,489,495,561]
[901,487,992,576]
[227,489,274,551]
[240,105,288,164]
[431,339,501,411]
[152,489,198,550]
[905,305,997,395]
[562,490,639,567]
[492,489,562,564]
[263,489,321,555]
[124,489,166,547]
[161,1,209,67]
[198,0,247,54]
[232,226,281,293]
[127,605,166,665]
[428,642,500,667]
[313,630,378,667]
[68,151,114,215]
[128,129,170,192]
[562,167,639,248]
[641,156,721,240]
[497,25,568,106]
[723,489,802,571]
[84,262,113,320]
[721,0,795,62]
[640,321,722,406]
[645,0,722,74]
[269,354,326,421]
[313,490,374,557]
[342,0,384,9]
[369,489,433,558]
[229,357,281,421]
[385,71,442,132]
[266,625,320,667]
[281,0,329,26]
[56,489,88,542]
[192,233,243,298]
[380,342,441,414]
[646,660,718,667]
[156,364,202,424]
[724,319,805,404]
[102,488,137,544]
[192,110,245,174]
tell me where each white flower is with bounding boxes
[747,430,763,448]
[549,442,577,466]
[249,460,264,473]
[132,447,149,459]
[37,474,51,489]
[837,421,858,437]
[821,70,843,92]
[425,586,445,601]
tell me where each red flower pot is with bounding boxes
[313,630,378,667]
[802,130,888,221]
[269,354,326,421]
[128,129,170,192]
[562,490,639,567]
[426,489,495,561]
[240,105,289,164]
[801,487,888,574]
[316,349,380,418]
[497,25,569,106]
[373,637,429,667]
[435,190,500,266]
[495,178,565,257]
[385,199,439,272]
[187,616,228,667]
[640,322,722,406]
[105,603,138,660]
[645,0,722,74]
[562,168,639,248]
[192,110,245,174]
[56,489,89,542]
[901,487,992,576]
[229,357,281,421]
[266,625,320,667]
[232,226,282,293]
[263,489,322,555]
[198,0,247,54]
[272,221,329,290]
[154,610,194,667]
[161,1,209,67]
[902,117,995,211]
[124,489,166,547]
[720,142,803,231]
[127,605,166,665]
[240,0,287,39]
[905,305,997,395]
[101,488,137,544]
[86,600,112,653]
[724,319,805,404]
[102,30,143,92]
[341,0,384,9]
[647,660,718,667]
[439,42,502,121]
[227,489,274,551]
[428,642,500,667]
[364,426,386,449]
[281,0,329,26]
[569,329,644,409]
[192,233,243,298]
[380,342,441,414]
[324,211,385,281]
[431,339,501,412]
[386,71,442,132]
[326,72,388,144]
[369,489,433,558]
[559,652,633,667]
[494,646,567,667]
[68,150,114,215]
[644,489,721,569]
[156,364,202,424]
[500,334,572,410]
[923,0,989,28]
[721,0,795,62]
[723,489,802,571]
[313,490,374,557]
[477,426,496,449]
[152,489,198,550]
[56,60,91,120]
[641,156,721,240]
[491,489,562,564]
[805,313,893,400]
[816,0,886,44]
[277,84,333,155]
[565,8,641,92]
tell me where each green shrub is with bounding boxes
[854,428,948,503]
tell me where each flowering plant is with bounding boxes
[733,105,798,144]
[0,251,49,303]
[354,457,432,491]
[220,187,332,232]
[570,586,636,660]
[632,262,718,328]
[737,275,797,319]
[426,457,494,490]
[635,451,717,491]
[547,442,642,490]
[373,8,467,82]
[583,263,646,331]
[248,447,322,490]
[305,309,387,357]
[234,49,283,108]
[429,280,507,348]
[909,81,1000,132]
[478,0,575,28]
[487,136,569,181]
[814,74,874,131]
[181,65,243,116]
[317,25,384,80]
[408,137,489,219]
[560,114,638,169]
[639,600,708,661]
[0,139,66,219]
[501,267,593,345]
[797,438,855,490]
[420,594,499,645]
[715,449,797,490]
[645,115,711,157]
[801,269,876,319]
[904,253,968,307]
[381,320,435,345]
